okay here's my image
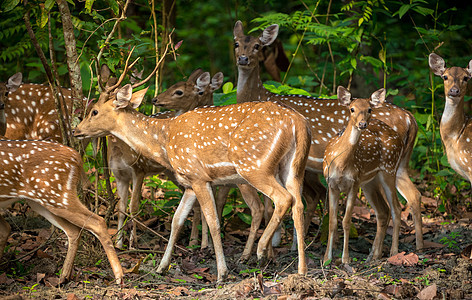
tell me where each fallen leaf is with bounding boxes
[45,277,60,287]
[124,257,143,274]
[352,206,371,220]
[0,273,14,285]
[417,283,437,300]
[36,249,52,259]
[461,244,472,260]
[423,240,445,249]
[67,293,80,300]
[36,273,46,284]
[170,286,188,296]
[387,252,419,266]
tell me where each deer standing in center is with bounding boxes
[108,68,224,249]
[323,87,403,263]
[73,62,312,282]
[233,20,424,251]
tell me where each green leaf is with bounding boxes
[40,5,49,28]
[1,0,20,12]
[237,212,252,225]
[85,0,94,13]
[397,4,411,19]
[360,55,382,69]
[222,204,232,217]
[222,82,234,94]
[350,57,357,69]
[45,0,55,11]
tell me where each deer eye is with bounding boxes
[443,75,448,80]
[350,108,355,113]
[198,91,204,95]
[464,76,470,82]
[91,110,98,116]
[254,44,260,50]
[368,108,372,114]
[175,90,183,96]
[234,42,239,48]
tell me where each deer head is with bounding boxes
[337,86,385,130]
[152,69,223,112]
[233,20,278,69]
[429,53,472,101]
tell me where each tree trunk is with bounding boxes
[56,0,84,126]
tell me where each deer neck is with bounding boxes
[111,109,172,170]
[330,122,362,172]
[440,96,466,142]
[237,65,267,103]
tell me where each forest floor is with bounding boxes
[0,189,471,300]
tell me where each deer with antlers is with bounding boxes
[233,20,424,251]
[323,87,404,263]
[108,68,224,249]
[73,55,312,281]
[0,139,123,284]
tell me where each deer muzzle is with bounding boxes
[448,86,460,97]
[358,121,367,129]
[238,56,249,65]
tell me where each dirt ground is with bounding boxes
[0,197,471,300]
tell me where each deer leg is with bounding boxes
[363,180,390,262]
[192,183,228,282]
[238,184,264,262]
[114,175,130,249]
[201,209,209,249]
[396,167,423,250]
[45,200,124,284]
[324,186,340,264]
[129,172,145,249]
[380,173,402,257]
[189,202,201,247]
[157,189,197,273]
[284,174,307,275]
[0,214,11,261]
[341,186,358,264]
[27,201,81,282]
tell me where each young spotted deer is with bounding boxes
[323,87,404,264]
[429,54,472,258]
[73,64,311,282]
[0,140,123,284]
[108,69,223,249]
[233,20,424,251]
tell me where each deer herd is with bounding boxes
[0,20,471,285]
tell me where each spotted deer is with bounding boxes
[0,139,123,284]
[2,73,81,142]
[73,61,311,281]
[108,69,224,249]
[0,73,23,136]
[323,87,404,264]
[233,20,424,250]
[429,54,472,258]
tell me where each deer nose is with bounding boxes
[238,56,249,65]
[358,121,367,129]
[448,87,460,97]
[152,97,158,105]
[0,103,4,110]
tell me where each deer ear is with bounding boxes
[114,84,133,109]
[429,53,446,76]
[196,72,210,90]
[467,59,472,76]
[130,68,144,85]
[234,20,244,38]
[370,88,386,108]
[210,72,224,91]
[337,86,352,106]
[7,72,22,93]
[259,24,278,46]
[129,87,149,109]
